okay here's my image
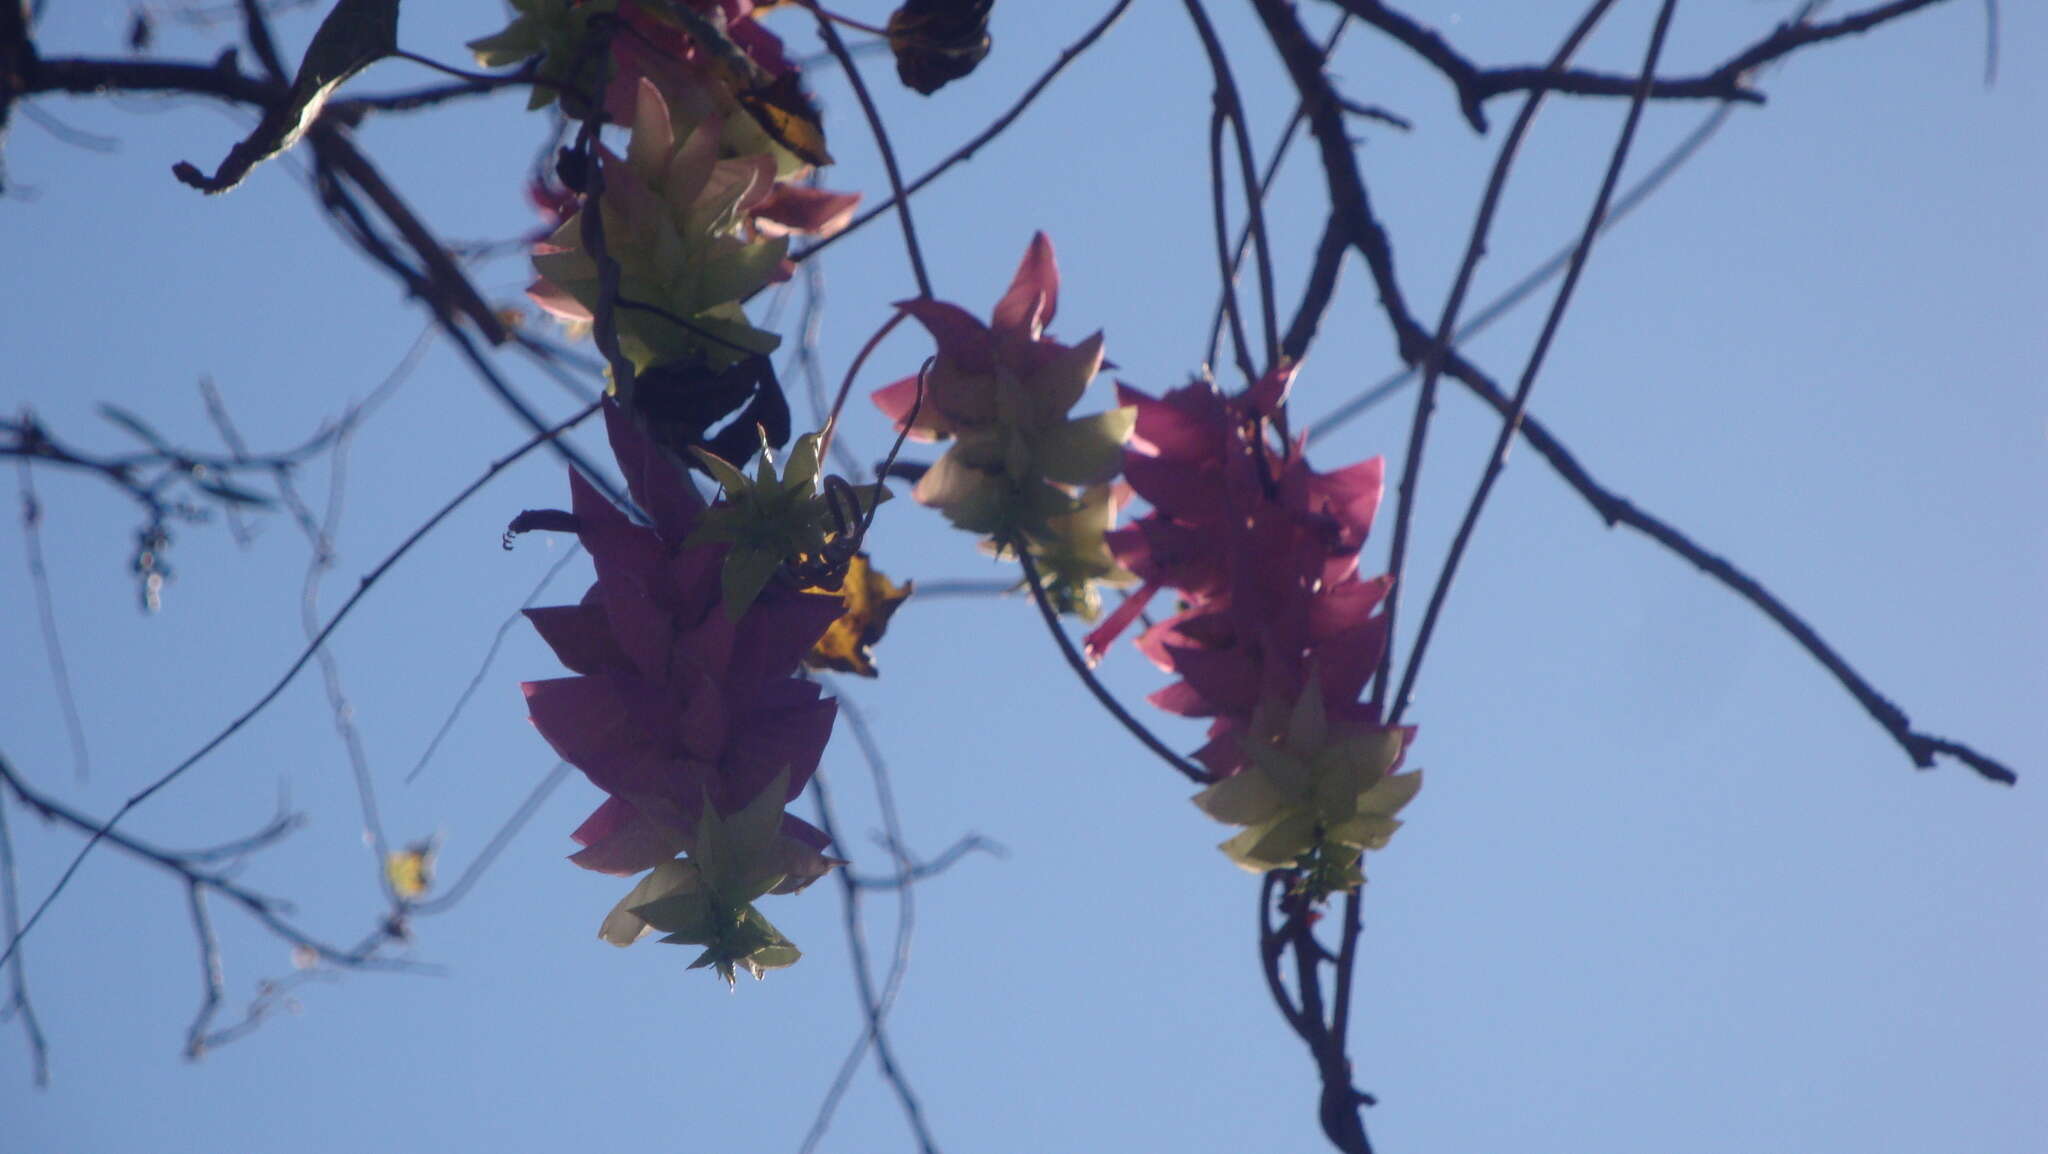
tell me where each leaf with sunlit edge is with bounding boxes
[174,0,400,193]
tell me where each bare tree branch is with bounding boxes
[0,401,604,972]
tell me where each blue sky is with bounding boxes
[3,2,2042,1151]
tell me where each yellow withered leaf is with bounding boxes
[803,554,912,677]
[735,72,834,168]
[384,840,438,900]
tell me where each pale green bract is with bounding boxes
[1191,676,1421,896]
[686,434,887,618]
[597,773,807,986]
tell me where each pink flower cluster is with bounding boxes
[1085,365,1404,780]
[521,402,840,890]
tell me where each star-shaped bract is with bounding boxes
[685,432,888,617]
[1192,676,1420,898]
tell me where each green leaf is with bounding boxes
[599,859,702,946]
[1034,407,1135,487]
[782,434,822,496]
[172,0,401,194]
[465,22,541,67]
[1191,770,1286,827]
[689,447,751,495]
[693,771,792,903]
[1219,811,1317,874]
[718,546,782,621]
[1023,331,1106,427]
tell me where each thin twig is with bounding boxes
[1206,106,1254,384]
[846,834,1003,889]
[0,788,49,1087]
[1303,97,1748,442]
[233,0,287,82]
[819,311,909,463]
[404,547,585,785]
[573,117,641,401]
[804,710,942,1154]
[308,126,509,346]
[0,402,604,971]
[182,882,226,1058]
[0,752,413,971]
[802,0,932,300]
[793,0,1135,266]
[15,459,88,782]
[1394,0,1680,724]
[409,762,573,916]
[1212,13,1352,373]
[1375,0,1622,714]
[1183,0,1278,377]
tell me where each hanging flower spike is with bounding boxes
[1191,674,1420,901]
[870,233,1135,598]
[517,402,846,981]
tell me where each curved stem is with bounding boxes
[802,1,933,300]
[1013,547,1211,785]
[818,311,908,461]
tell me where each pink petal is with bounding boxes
[1193,719,1250,779]
[527,277,593,323]
[872,374,949,441]
[1081,580,1160,663]
[720,693,838,806]
[896,299,995,374]
[602,398,705,540]
[1310,615,1390,709]
[524,602,631,675]
[1247,362,1296,414]
[578,530,674,680]
[1146,678,1217,718]
[1124,451,1224,523]
[991,232,1059,338]
[1308,575,1392,640]
[1131,381,1226,459]
[1305,456,1385,544]
[568,797,689,876]
[1167,643,1264,716]
[729,590,845,686]
[525,676,659,790]
[751,184,862,238]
